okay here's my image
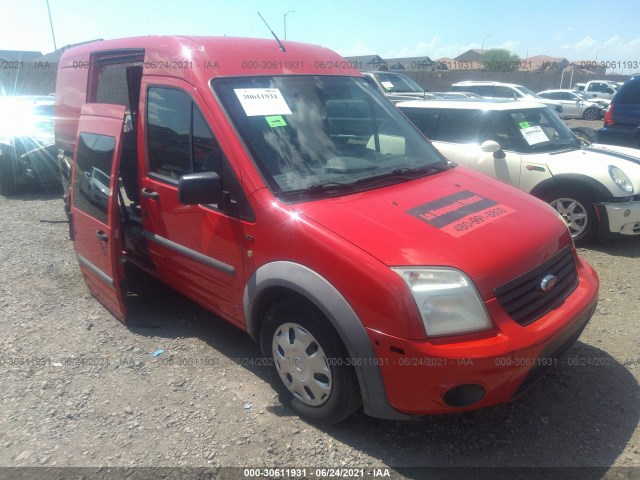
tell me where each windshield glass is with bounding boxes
[373,73,424,93]
[212,76,447,199]
[500,107,581,153]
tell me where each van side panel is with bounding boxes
[55,61,90,154]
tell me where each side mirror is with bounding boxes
[178,171,223,205]
[481,140,506,160]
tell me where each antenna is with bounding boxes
[258,12,286,53]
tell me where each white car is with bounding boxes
[537,89,607,120]
[397,100,640,244]
[450,81,564,117]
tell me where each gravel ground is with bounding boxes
[0,178,639,478]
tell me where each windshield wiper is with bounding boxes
[353,164,447,186]
[303,181,356,192]
[277,181,357,198]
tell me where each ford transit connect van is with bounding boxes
[55,36,598,423]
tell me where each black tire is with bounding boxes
[260,298,361,424]
[570,127,597,146]
[542,188,598,245]
[0,147,18,196]
[582,107,601,121]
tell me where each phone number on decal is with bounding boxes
[452,207,507,233]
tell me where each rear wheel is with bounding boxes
[260,298,361,424]
[543,189,597,244]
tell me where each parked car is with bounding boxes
[431,92,484,100]
[537,89,606,120]
[80,166,111,208]
[573,80,619,100]
[597,76,640,149]
[362,71,432,103]
[451,81,564,116]
[0,95,59,195]
[398,99,640,243]
[55,36,598,424]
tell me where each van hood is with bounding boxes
[296,167,572,299]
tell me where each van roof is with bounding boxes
[58,35,360,78]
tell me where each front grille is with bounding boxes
[495,246,578,326]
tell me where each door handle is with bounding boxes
[141,188,159,200]
[96,230,108,242]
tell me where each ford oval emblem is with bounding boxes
[540,274,558,292]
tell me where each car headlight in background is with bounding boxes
[608,165,634,194]
[392,267,492,337]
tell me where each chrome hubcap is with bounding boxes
[272,323,332,406]
[551,197,588,237]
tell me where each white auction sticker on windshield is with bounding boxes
[234,88,292,116]
[381,81,394,90]
[520,125,549,145]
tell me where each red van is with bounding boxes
[55,36,598,424]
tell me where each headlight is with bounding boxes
[608,165,634,194]
[392,267,492,337]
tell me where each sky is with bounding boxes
[2,0,640,73]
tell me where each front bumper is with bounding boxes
[366,257,599,415]
[601,199,640,235]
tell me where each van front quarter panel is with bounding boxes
[242,260,411,421]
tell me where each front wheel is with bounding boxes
[543,189,597,244]
[582,107,601,121]
[260,299,361,424]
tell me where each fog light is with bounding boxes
[442,384,485,407]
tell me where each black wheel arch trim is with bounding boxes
[243,261,411,420]
[529,174,612,200]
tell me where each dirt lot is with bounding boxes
[0,176,639,478]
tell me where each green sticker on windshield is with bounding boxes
[266,115,287,128]
[519,121,530,129]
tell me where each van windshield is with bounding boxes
[212,76,447,200]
